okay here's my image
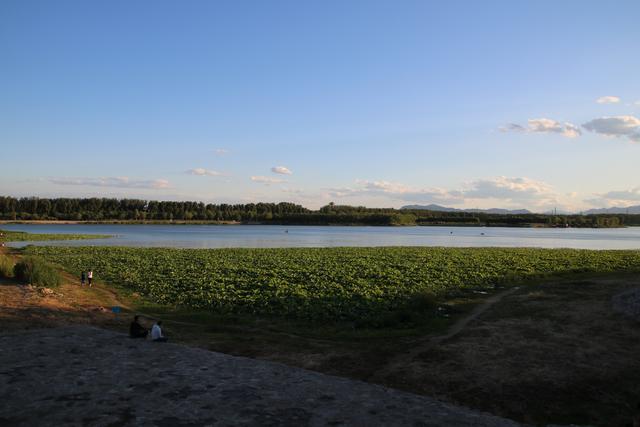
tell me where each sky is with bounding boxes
[1,0,639,212]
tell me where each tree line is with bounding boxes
[0,197,637,227]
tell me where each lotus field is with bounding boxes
[25,246,640,321]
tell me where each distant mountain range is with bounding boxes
[582,205,640,214]
[401,203,640,215]
[401,204,532,214]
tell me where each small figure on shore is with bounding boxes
[80,271,86,286]
[129,315,148,339]
[87,270,93,287]
[151,320,168,342]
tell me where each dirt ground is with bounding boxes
[2,264,640,426]
[370,275,640,426]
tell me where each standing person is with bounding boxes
[151,320,168,342]
[87,270,93,287]
[80,271,86,286]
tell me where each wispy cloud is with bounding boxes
[463,176,555,201]
[582,115,640,142]
[328,176,558,208]
[586,187,640,207]
[49,176,171,189]
[186,168,224,177]
[596,96,621,104]
[501,118,581,138]
[326,181,457,204]
[271,166,293,175]
[213,148,229,156]
[251,176,286,185]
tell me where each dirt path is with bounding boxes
[370,286,521,382]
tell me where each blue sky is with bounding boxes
[1,0,639,212]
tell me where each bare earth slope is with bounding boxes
[0,326,521,427]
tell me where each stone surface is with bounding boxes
[0,326,522,426]
[612,287,640,319]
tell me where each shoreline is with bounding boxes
[0,220,629,229]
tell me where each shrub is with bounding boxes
[406,290,438,313]
[0,254,14,278]
[13,256,62,287]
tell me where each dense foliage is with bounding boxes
[13,256,62,287]
[0,197,307,222]
[27,246,640,321]
[0,229,110,242]
[1,196,636,227]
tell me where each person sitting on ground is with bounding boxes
[129,315,148,338]
[151,320,168,342]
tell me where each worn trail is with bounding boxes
[371,286,521,382]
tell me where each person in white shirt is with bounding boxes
[151,320,168,342]
[87,270,93,287]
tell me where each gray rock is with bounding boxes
[0,326,522,426]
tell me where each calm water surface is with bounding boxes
[3,224,640,250]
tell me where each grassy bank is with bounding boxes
[25,246,640,326]
[0,229,111,242]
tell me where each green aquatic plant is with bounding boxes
[26,246,640,321]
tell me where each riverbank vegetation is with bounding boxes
[1,196,638,227]
[3,247,640,426]
[0,229,111,242]
[25,246,640,326]
[0,253,14,278]
[13,256,62,287]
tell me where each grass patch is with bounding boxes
[13,256,62,287]
[0,253,14,278]
[0,229,111,242]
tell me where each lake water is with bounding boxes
[3,224,640,250]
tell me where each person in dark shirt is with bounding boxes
[129,315,148,338]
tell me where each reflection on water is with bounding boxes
[3,224,640,250]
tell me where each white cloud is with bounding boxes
[528,119,581,138]
[463,176,555,201]
[358,180,412,193]
[213,148,229,156]
[596,96,621,104]
[601,188,640,201]
[328,176,559,209]
[186,168,223,177]
[49,176,171,189]
[251,176,285,185]
[582,115,640,142]
[340,180,464,204]
[501,118,581,138]
[271,166,293,175]
[586,187,640,207]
